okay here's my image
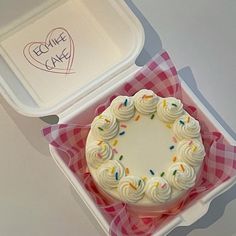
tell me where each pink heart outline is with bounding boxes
[23,27,75,75]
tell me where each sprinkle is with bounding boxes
[189,140,193,145]
[118,103,123,109]
[115,172,119,180]
[166,124,172,129]
[142,176,147,181]
[143,95,154,99]
[112,139,118,146]
[120,124,127,128]
[138,180,142,186]
[186,116,190,123]
[154,182,159,187]
[171,103,177,107]
[105,119,110,123]
[129,183,137,190]
[97,153,102,158]
[172,137,177,143]
[149,169,155,176]
[192,145,197,152]
[113,149,118,154]
[97,140,103,145]
[169,145,175,150]
[172,156,177,162]
[179,120,185,125]
[160,172,165,177]
[119,155,123,161]
[163,99,167,108]
[173,170,177,175]
[111,167,115,174]
[151,114,155,119]
[124,98,128,106]
[98,115,103,119]
[125,168,130,175]
[161,183,167,189]
[119,131,125,136]
[135,115,140,121]
[180,164,185,172]
[98,127,104,131]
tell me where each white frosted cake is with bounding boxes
[86,89,205,212]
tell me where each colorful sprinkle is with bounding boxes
[149,169,155,176]
[166,124,172,129]
[138,180,142,186]
[125,168,130,175]
[113,149,118,154]
[112,139,118,146]
[163,99,167,108]
[124,98,128,106]
[98,127,104,131]
[161,183,167,189]
[192,145,197,152]
[169,145,175,150]
[173,170,177,175]
[120,124,127,128]
[143,95,154,99]
[119,155,123,161]
[105,119,110,123]
[111,167,115,174]
[154,182,159,188]
[186,116,190,123]
[189,140,193,145]
[97,140,103,145]
[172,137,177,143]
[118,103,123,109]
[151,114,155,119]
[98,115,103,119]
[97,153,102,158]
[142,176,147,181]
[180,164,185,172]
[135,115,140,121]
[171,103,177,107]
[179,120,185,125]
[119,131,125,136]
[160,172,165,177]
[129,183,137,190]
[172,156,177,162]
[115,172,119,180]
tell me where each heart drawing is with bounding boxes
[23,27,75,75]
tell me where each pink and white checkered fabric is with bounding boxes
[42,50,236,236]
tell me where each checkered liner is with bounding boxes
[42,50,236,236]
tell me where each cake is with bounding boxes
[85,89,205,212]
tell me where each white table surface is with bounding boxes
[0,0,236,235]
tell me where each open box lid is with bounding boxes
[0,0,144,117]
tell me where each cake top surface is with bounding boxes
[86,89,205,206]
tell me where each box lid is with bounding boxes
[0,0,144,116]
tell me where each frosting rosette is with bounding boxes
[133,89,159,114]
[173,115,201,140]
[167,162,196,190]
[97,160,125,190]
[156,97,184,123]
[118,176,145,203]
[91,112,119,140]
[145,177,171,203]
[110,96,135,121]
[86,141,113,168]
[177,139,205,167]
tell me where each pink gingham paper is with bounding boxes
[42,50,236,236]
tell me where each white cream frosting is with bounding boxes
[97,160,125,190]
[177,139,205,167]
[91,112,119,140]
[156,97,184,123]
[145,177,171,203]
[167,162,196,190]
[118,176,145,203]
[86,141,113,168]
[110,96,135,121]
[133,89,159,115]
[173,115,200,140]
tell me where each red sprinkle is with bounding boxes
[113,149,118,154]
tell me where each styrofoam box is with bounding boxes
[0,0,235,235]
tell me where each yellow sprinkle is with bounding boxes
[110,167,115,174]
[143,95,154,99]
[105,118,110,123]
[97,140,103,146]
[172,156,177,162]
[129,183,137,190]
[125,168,130,175]
[166,124,172,129]
[154,182,159,187]
[163,99,167,108]
[180,164,185,172]
[98,115,103,119]
[186,116,190,123]
[112,139,118,146]
[142,176,147,181]
[192,145,197,152]
[135,115,140,121]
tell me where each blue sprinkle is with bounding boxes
[119,131,125,136]
[124,99,128,106]
[179,120,185,125]
[149,169,155,176]
[169,145,175,150]
[115,172,119,180]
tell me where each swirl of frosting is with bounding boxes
[145,177,171,203]
[86,141,113,168]
[97,160,125,190]
[167,162,196,190]
[118,176,145,203]
[173,115,201,140]
[110,96,135,121]
[177,139,205,167]
[156,97,184,123]
[133,89,159,114]
[91,112,119,140]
